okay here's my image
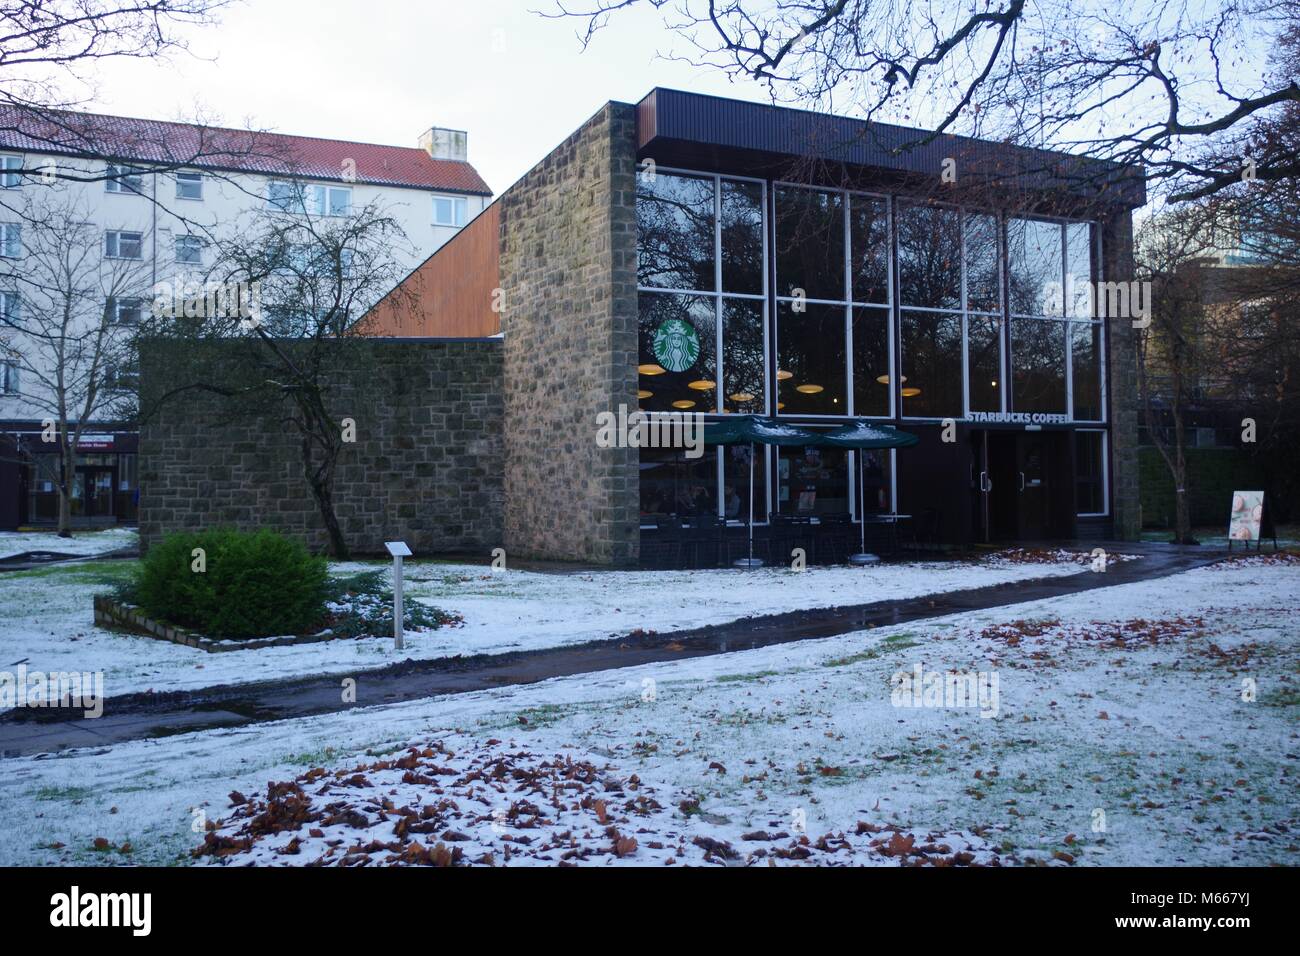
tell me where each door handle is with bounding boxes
[1018,472,1026,492]
[979,471,991,493]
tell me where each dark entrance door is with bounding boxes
[79,467,117,518]
[974,430,1067,542]
[1017,433,1052,539]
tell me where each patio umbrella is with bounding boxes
[702,416,823,569]
[818,420,919,564]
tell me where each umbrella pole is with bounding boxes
[734,440,763,569]
[850,449,880,565]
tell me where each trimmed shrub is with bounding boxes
[135,529,329,639]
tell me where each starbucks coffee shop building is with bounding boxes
[153,88,1144,566]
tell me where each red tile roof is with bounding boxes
[0,107,491,195]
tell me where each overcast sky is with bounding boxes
[83,0,776,197]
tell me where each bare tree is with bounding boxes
[548,0,1300,202]
[0,190,149,535]
[1,0,231,114]
[143,200,412,559]
[1,1,295,240]
[1134,203,1223,543]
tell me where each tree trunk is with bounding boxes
[308,472,348,560]
[1170,377,1193,545]
[300,415,348,560]
[57,440,75,538]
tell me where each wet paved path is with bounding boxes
[0,544,1228,758]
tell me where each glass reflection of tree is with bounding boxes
[723,299,765,412]
[720,181,764,294]
[964,214,1001,312]
[1007,217,1063,316]
[637,174,715,291]
[898,204,961,309]
[775,187,844,300]
[851,198,890,303]
[1013,317,1067,412]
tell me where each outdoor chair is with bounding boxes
[645,515,686,568]
[816,512,853,564]
[907,508,942,555]
[686,512,723,568]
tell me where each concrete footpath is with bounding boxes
[0,543,1231,758]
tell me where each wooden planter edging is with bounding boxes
[92,596,350,654]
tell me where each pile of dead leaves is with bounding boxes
[193,736,1007,867]
[985,548,1139,567]
[980,615,1206,651]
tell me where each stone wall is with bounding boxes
[139,338,503,556]
[1102,211,1142,540]
[498,101,641,565]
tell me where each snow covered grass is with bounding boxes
[0,551,1094,699]
[0,527,137,560]
[2,556,1294,867]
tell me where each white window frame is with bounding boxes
[315,184,351,217]
[105,164,146,195]
[103,361,139,391]
[635,167,771,521]
[1004,213,1104,426]
[104,230,144,260]
[268,180,351,217]
[961,208,1007,419]
[0,222,21,258]
[432,194,468,227]
[1,289,19,324]
[0,358,18,394]
[175,171,204,201]
[108,297,143,326]
[1,155,22,189]
[174,234,204,265]
[773,180,895,422]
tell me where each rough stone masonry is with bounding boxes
[139,338,503,556]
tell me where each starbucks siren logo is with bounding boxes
[653,318,700,373]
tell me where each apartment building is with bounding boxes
[0,108,491,529]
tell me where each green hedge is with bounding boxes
[1139,447,1267,528]
[133,529,329,639]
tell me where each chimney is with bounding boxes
[419,127,468,162]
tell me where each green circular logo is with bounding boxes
[652,318,700,373]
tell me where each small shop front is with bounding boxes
[0,427,139,529]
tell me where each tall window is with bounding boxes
[1007,217,1068,414]
[964,213,1004,413]
[1076,430,1107,514]
[0,290,18,323]
[852,195,891,417]
[1068,222,1103,421]
[775,185,891,417]
[637,170,766,415]
[0,359,18,394]
[897,202,963,418]
[1007,216,1099,419]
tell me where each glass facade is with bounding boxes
[634,167,1109,524]
[637,170,766,418]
